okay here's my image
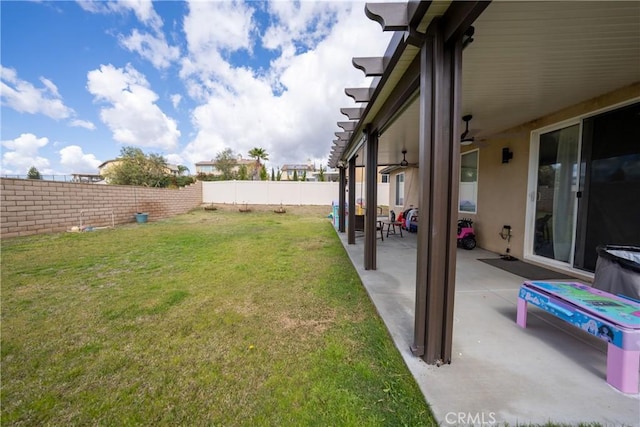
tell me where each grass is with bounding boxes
[1,207,434,426]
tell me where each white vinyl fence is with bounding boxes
[202,181,389,206]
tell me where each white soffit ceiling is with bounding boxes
[377,1,640,166]
[462,0,640,138]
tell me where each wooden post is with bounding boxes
[411,17,462,364]
[348,157,357,245]
[364,126,378,270]
[338,166,346,233]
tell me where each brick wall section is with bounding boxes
[0,178,202,238]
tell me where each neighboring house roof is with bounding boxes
[97,159,118,170]
[281,164,313,171]
[195,159,254,167]
[98,159,180,176]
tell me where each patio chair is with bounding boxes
[354,214,384,241]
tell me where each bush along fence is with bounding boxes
[0,178,202,238]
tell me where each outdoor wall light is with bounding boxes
[400,149,409,167]
[502,147,513,164]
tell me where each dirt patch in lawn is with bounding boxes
[200,203,332,217]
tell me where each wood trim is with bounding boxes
[371,54,421,134]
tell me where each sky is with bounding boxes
[1,0,393,177]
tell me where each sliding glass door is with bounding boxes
[574,102,640,271]
[532,124,580,264]
[528,102,639,273]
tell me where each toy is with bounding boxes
[457,218,476,250]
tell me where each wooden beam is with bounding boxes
[371,53,421,133]
[442,1,490,44]
[337,121,357,132]
[364,2,410,31]
[340,107,366,120]
[345,87,374,103]
[352,57,386,76]
[335,132,352,141]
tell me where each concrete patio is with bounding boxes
[336,229,639,426]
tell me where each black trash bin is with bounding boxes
[592,245,640,301]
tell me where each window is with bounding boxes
[459,150,478,213]
[395,173,405,206]
[381,174,389,183]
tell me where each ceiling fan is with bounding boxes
[460,114,478,145]
[400,149,409,167]
[384,149,418,168]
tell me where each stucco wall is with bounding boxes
[388,167,420,214]
[0,178,202,238]
[465,83,640,259]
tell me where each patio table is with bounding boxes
[380,219,403,238]
[517,281,640,394]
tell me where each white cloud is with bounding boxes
[59,145,102,173]
[179,2,391,168]
[70,119,96,130]
[170,94,182,109]
[165,153,185,168]
[86,64,180,150]
[180,0,255,85]
[184,0,254,54]
[0,66,74,120]
[119,29,180,69]
[1,133,51,174]
[76,0,163,32]
[263,1,340,55]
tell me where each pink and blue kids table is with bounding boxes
[517,281,640,394]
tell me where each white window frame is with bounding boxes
[395,172,405,207]
[523,97,638,278]
[459,149,479,214]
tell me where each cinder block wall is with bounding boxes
[0,178,203,238]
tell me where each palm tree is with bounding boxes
[248,147,269,180]
[177,165,190,176]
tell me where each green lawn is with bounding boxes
[1,208,434,426]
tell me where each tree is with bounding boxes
[214,148,238,180]
[238,164,249,180]
[276,168,282,181]
[301,171,307,181]
[177,165,190,176]
[271,167,275,181]
[103,146,168,187]
[292,170,298,181]
[27,166,42,180]
[318,166,325,182]
[248,147,269,180]
[260,165,268,181]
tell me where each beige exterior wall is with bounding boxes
[464,83,640,260]
[0,178,202,238]
[387,167,420,213]
[350,166,388,184]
